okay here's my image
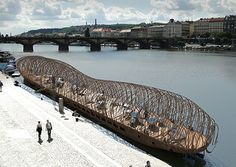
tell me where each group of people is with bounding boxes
[37,120,152,166]
[36,120,53,143]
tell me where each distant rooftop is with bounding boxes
[120,29,131,33]
[197,17,224,22]
[92,28,112,32]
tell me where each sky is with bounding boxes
[0,0,235,35]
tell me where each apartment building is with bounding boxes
[147,25,165,38]
[193,18,209,35]
[208,18,224,33]
[181,22,190,38]
[193,17,224,35]
[119,29,131,37]
[189,22,195,36]
[90,28,112,37]
[163,19,182,38]
[224,15,236,35]
[130,26,148,38]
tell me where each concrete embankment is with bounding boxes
[184,44,235,51]
[0,72,171,167]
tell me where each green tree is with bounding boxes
[200,32,211,38]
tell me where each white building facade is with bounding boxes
[163,19,182,38]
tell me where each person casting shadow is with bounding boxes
[36,121,43,144]
[46,120,53,142]
[145,160,151,167]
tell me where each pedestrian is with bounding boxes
[46,120,52,141]
[36,121,42,142]
[145,160,151,167]
[0,80,3,92]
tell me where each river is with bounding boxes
[1,43,236,167]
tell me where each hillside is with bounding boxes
[19,22,163,36]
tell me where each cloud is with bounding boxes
[6,0,22,14]
[61,0,106,24]
[201,0,236,14]
[0,0,236,35]
[104,7,148,23]
[150,0,236,21]
[150,0,236,13]
[30,0,62,20]
[149,0,200,21]
[150,0,201,11]
[0,0,21,21]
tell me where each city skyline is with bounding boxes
[0,0,235,35]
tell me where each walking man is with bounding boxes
[46,120,52,142]
[145,161,151,167]
[0,80,3,92]
[36,121,42,142]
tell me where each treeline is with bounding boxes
[20,24,138,36]
[19,22,163,36]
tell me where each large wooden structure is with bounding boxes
[16,56,218,154]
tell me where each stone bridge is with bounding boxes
[0,36,169,52]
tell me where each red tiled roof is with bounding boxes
[92,28,112,32]
[196,17,224,22]
[208,18,224,22]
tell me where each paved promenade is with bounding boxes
[0,73,170,167]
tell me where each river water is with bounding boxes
[1,44,236,167]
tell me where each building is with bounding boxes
[90,28,112,37]
[130,26,148,38]
[110,30,120,37]
[208,18,224,33]
[193,17,224,35]
[119,29,131,37]
[163,19,182,38]
[181,22,190,38]
[224,15,236,35]
[193,18,209,35]
[189,22,195,36]
[147,25,165,38]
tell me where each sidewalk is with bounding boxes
[0,73,171,167]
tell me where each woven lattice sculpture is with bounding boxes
[16,56,218,154]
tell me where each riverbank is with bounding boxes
[184,43,235,51]
[0,72,170,167]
